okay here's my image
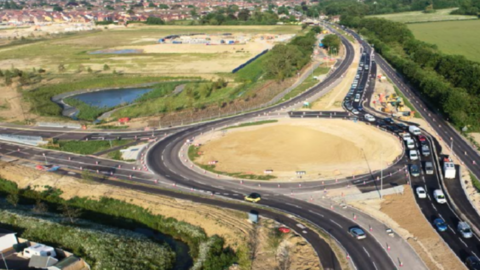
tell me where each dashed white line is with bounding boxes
[459,238,468,247]
[286,203,302,209]
[431,204,437,211]
[363,247,371,258]
[329,219,343,229]
[449,226,456,234]
[308,210,324,217]
[372,261,378,270]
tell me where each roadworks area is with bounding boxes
[0,161,320,270]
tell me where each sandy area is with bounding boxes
[0,82,33,122]
[0,161,320,269]
[310,41,360,111]
[351,185,465,270]
[195,118,402,181]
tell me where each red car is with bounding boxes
[278,227,291,233]
[418,135,427,142]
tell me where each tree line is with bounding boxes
[265,28,319,81]
[341,17,480,129]
[200,9,279,25]
[450,0,480,15]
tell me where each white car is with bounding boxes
[433,189,447,204]
[416,187,427,199]
[409,150,419,160]
[364,114,376,122]
[406,139,415,149]
[402,132,411,141]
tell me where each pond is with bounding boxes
[72,87,153,109]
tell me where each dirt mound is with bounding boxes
[196,118,402,180]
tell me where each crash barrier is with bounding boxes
[332,185,404,203]
[0,134,47,146]
[232,49,269,73]
[37,122,82,129]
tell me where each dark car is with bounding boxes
[376,119,387,126]
[390,125,401,133]
[397,123,408,130]
[466,256,480,270]
[384,118,395,124]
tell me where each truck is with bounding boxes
[443,157,456,179]
[409,125,421,135]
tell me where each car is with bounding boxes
[390,126,401,133]
[410,165,420,177]
[418,135,427,142]
[466,256,480,270]
[458,222,473,238]
[416,186,426,198]
[354,94,360,102]
[384,118,395,124]
[358,105,363,111]
[278,227,291,233]
[397,123,408,130]
[409,149,419,160]
[433,218,448,232]
[421,145,431,156]
[402,132,412,141]
[364,114,376,122]
[376,119,387,126]
[245,193,261,203]
[351,109,359,115]
[424,162,434,175]
[355,74,360,79]
[406,139,415,150]
[349,227,367,240]
[433,189,447,204]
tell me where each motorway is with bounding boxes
[1,25,476,269]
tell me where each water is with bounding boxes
[135,228,193,270]
[72,87,153,108]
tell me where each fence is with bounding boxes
[0,134,47,146]
[232,49,269,73]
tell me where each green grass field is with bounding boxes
[369,8,477,23]
[44,139,132,155]
[408,20,480,63]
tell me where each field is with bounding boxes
[0,24,300,76]
[194,118,402,181]
[369,8,477,23]
[408,20,480,63]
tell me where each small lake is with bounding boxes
[72,87,153,108]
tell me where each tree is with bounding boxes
[7,193,19,207]
[33,199,48,213]
[127,9,135,15]
[311,26,322,34]
[146,16,165,25]
[58,203,82,224]
[103,64,110,71]
[238,9,251,21]
[58,64,66,73]
[278,5,289,15]
[53,5,63,11]
[87,67,92,73]
[159,4,168,9]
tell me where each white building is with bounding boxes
[0,229,18,252]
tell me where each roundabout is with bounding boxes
[193,118,402,181]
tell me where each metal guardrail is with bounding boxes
[0,134,46,146]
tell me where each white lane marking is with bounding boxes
[449,226,456,234]
[472,251,479,259]
[232,194,238,196]
[459,238,468,247]
[308,210,324,217]
[223,193,229,196]
[363,247,371,258]
[330,219,343,229]
[372,261,378,270]
[161,155,164,161]
[286,203,302,209]
[431,204,437,211]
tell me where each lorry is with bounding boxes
[409,125,421,135]
[443,157,456,179]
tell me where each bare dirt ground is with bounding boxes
[195,118,402,181]
[351,185,465,270]
[0,83,33,122]
[310,41,360,111]
[0,161,320,269]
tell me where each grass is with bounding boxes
[368,8,478,23]
[408,20,480,63]
[470,172,480,192]
[44,139,132,155]
[221,120,278,130]
[188,145,276,180]
[393,86,422,119]
[280,66,330,102]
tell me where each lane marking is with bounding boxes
[372,261,378,270]
[286,203,302,209]
[308,210,324,217]
[363,247,371,258]
[449,226,456,234]
[431,204,437,211]
[330,219,343,229]
[459,238,468,247]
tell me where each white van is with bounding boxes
[406,139,415,149]
[409,126,421,135]
[354,94,360,102]
[433,189,447,204]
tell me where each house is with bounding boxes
[0,228,18,252]
[329,15,341,23]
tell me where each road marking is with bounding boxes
[427,194,431,200]
[449,226,456,234]
[363,247,371,258]
[308,210,324,217]
[472,251,479,259]
[372,262,378,270]
[232,194,238,196]
[161,155,164,161]
[286,203,302,209]
[223,193,229,196]
[431,204,437,211]
[297,224,306,229]
[459,238,468,247]
[329,219,343,229]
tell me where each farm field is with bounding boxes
[0,24,301,75]
[408,20,480,63]
[368,8,477,23]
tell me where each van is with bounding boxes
[433,189,447,204]
[409,126,421,135]
[406,139,415,149]
[354,94,360,102]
